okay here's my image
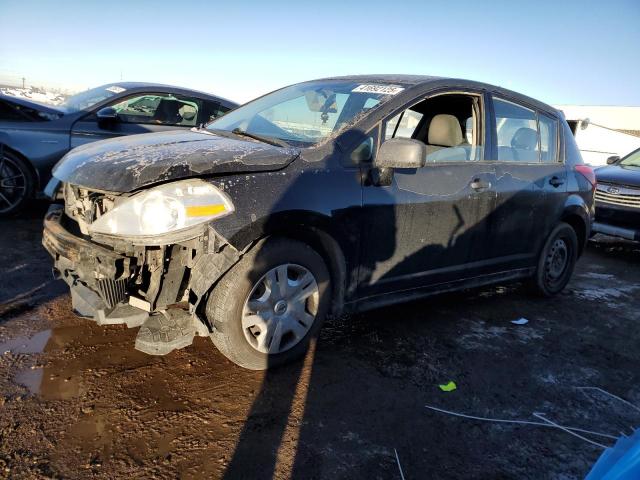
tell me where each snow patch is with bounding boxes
[0,86,68,105]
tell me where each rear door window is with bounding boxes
[493,98,539,162]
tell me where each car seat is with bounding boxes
[152,99,183,124]
[426,114,468,162]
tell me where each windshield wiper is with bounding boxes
[231,128,288,147]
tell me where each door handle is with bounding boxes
[470,178,491,191]
[549,176,564,188]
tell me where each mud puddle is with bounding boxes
[0,329,51,354]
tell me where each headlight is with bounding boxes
[88,180,234,237]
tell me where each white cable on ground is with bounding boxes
[532,413,609,449]
[577,386,640,415]
[424,404,618,442]
[394,448,406,480]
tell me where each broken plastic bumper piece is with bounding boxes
[42,204,201,355]
[42,204,133,311]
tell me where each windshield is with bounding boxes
[620,148,640,167]
[59,85,124,112]
[206,80,405,147]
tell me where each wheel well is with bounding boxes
[0,143,39,191]
[261,227,347,317]
[562,214,587,256]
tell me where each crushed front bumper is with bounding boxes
[42,204,142,322]
[42,202,242,329]
[41,203,224,354]
[43,205,132,286]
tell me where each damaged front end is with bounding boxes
[43,181,242,355]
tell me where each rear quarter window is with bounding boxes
[0,101,25,121]
[538,114,559,163]
[0,101,56,122]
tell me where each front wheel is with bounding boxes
[529,222,578,296]
[0,149,34,217]
[206,237,331,370]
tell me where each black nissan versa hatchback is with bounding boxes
[43,75,595,370]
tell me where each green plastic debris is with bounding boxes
[439,381,457,392]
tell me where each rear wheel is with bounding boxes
[206,237,331,370]
[529,222,578,296]
[0,149,33,217]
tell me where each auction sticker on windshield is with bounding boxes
[106,86,126,94]
[352,84,404,95]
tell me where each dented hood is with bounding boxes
[52,129,300,192]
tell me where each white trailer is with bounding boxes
[555,105,640,166]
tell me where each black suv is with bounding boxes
[43,75,595,370]
[593,147,640,241]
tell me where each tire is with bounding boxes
[0,148,34,217]
[529,222,578,297]
[206,237,331,370]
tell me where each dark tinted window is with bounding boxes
[0,101,59,122]
[0,101,25,121]
[202,101,231,124]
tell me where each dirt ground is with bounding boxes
[1,202,639,480]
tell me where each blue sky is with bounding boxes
[0,0,638,105]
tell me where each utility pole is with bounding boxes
[21,77,25,88]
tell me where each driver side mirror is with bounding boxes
[370,138,427,186]
[606,155,620,165]
[96,106,119,129]
[375,138,427,169]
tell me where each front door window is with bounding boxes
[108,93,202,127]
[383,93,485,162]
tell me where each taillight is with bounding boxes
[575,165,596,189]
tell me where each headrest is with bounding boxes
[428,114,463,147]
[511,127,537,150]
[181,106,197,121]
[157,99,181,115]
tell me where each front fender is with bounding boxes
[0,127,70,190]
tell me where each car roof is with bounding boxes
[103,82,238,107]
[315,74,558,114]
[317,74,444,85]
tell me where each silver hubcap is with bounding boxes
[242,263,319,354]
[0,155,27,213]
